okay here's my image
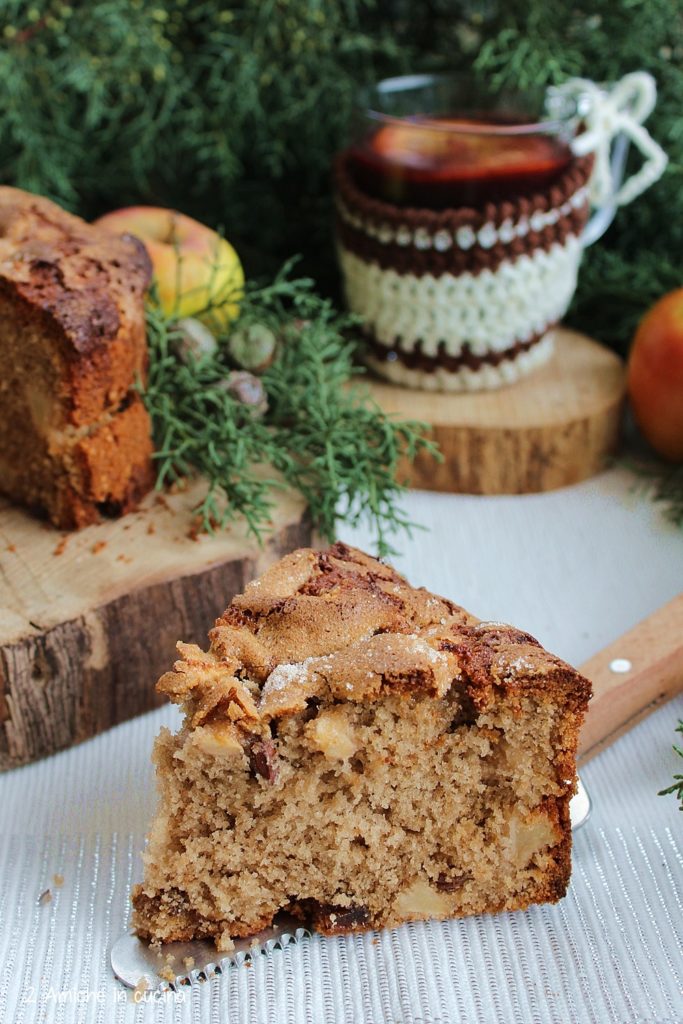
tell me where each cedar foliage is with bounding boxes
[143,266,436,554]
[1,0,680,352]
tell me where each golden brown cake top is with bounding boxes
[0,186,151,356]
[158,543,592,733]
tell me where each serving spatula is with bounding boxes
[112,594,683,991]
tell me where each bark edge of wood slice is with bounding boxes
[0,482,311,770]
[368,328,626,494]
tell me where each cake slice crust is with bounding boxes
[133,543,590,949]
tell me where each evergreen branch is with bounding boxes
[627,458,683,529]
[4,1,679,323]
[658,720,683,809]
[142,266,438,555]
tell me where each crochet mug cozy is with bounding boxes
[335,73,667,392]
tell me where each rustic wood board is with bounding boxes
[369,328,626,494]
[0,483,311,770]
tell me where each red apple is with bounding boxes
[628,288,683,461]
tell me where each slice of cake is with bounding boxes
[0,186,154,529]
[133,543,591,949]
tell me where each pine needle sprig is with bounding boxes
[141,265,437,555]
[143,297,281,538]
[626,458,683,529]
[658,720,683,809]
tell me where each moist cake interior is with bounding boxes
[133,544,590,950]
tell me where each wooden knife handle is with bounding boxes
[577,593,683,765]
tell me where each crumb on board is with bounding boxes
[116,554,133,564]
[38,888,52,905]
[91,540,107,555]
[168,479,188,495]
[155,495,170,510]
[52,873,64,888]
[147,522,156,535]
[158,966,176,983]
[52,536,68,557]
[6,543,16,553]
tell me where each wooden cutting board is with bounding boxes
[0,482,311,770]
[369,328,626,494]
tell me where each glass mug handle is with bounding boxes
[553,73,668,249]
[580,132,629,248]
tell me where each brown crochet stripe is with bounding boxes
[334,150,594,233]
[336,215,586,277]
[366,327,550,374]
[334,151,592,279]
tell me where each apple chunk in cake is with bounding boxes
[133,543,591,949]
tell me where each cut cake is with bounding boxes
[0,186,154,528]
[133,543,591,949]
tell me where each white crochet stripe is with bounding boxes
[366,333,555,392]
[336,187,589,251]
[339,234,582,359]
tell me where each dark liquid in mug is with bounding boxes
[348,114,572,208]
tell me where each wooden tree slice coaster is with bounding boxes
[0,482,311,770]
[368,328,626,495]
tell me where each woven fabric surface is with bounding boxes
[1,467,682,1023]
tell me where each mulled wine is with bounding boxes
[348,115,573,208]
[345,74,577,209]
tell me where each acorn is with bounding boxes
[227,322,277,373]
[218,371,269,417]
[175,317,218,363]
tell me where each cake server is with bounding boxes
[112,594,683,991]
[111,914,309,993]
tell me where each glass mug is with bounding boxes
[335,73,665,391]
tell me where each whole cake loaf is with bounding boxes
[0,186,154,528]
[133,543,591,949]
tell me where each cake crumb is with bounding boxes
[133,977,149,1002]
[91,540,107,555]
[52,873,64,888]
[216,930,235,953]
[158,965,176,983]
[52,536,68,557]
[6,543,16,553]
[147,522,156,535]
[38,888,52,905]
[183,956,195,970]
[116,553,133,564]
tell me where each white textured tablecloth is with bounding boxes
[1,466,682,1024]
